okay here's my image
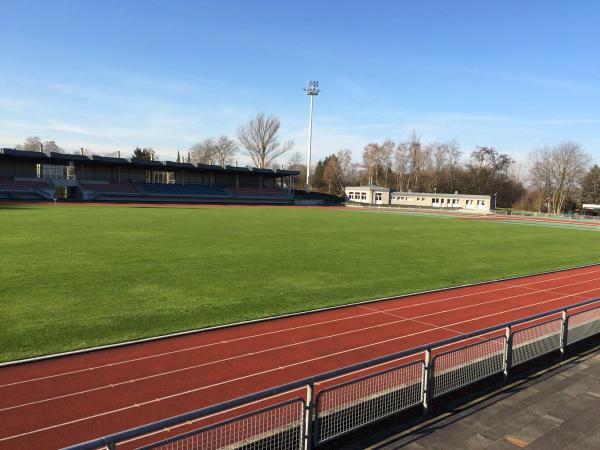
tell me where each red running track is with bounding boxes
[2,265,600,449]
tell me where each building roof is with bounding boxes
[391,191,491,199]
[345,185,390,191]
[0,148,299,177]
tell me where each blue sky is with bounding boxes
[1,0,600,165]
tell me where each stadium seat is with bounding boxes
[142,183,230,197]
[0,176,50,191]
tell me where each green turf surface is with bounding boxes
[1,204,599,362]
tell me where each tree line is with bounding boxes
[294,135,598,212]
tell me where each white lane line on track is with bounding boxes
[517,283,600,300]
[358,305,467,337]
[2,280,600,415]
[1,274,599,413]
[3,288,600,443]
[4,266,600,388]
[2,274,598,410]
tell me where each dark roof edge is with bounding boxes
[0,148,299,176]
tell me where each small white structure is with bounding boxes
[390,192,491,211]
[583,204,600,210]
[345,185,390,205]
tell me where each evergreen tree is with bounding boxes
[581,165,600,204]
[313,160,325,190]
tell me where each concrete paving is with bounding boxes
[323,338,600,449]
[376,343,600,449]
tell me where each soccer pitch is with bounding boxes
[1,204,599,362]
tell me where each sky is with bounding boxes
[1,0,600,166]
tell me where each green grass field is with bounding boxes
[1,204,599,362]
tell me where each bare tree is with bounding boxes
[336,149,354,188]
[16,137,65,153]
[405,132,431,192]
[361,141,393,187]
[529,142,591,214]
[447,140,461,192]
[43,140,64,153]
[467,146,512,194]
[321,154,341,194]
[17,136,43,151]
[287,151,304,169]
[379,140,394,187]
[213,136,238,166]
[287,151,306,190]
[393,142,409,191]
[15,136,42,152]
[236,113,293,169]
[362,143,379,185]
[189,139,216,164]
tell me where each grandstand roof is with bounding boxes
[0,148,299,177]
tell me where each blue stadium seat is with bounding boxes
[143,184,230,197]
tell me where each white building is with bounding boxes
[345,185,390,205]
[390,192,491,211]
[583,204,600,210]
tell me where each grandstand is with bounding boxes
[0,175,54,200]
[0,148,298,204]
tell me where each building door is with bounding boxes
[54,186,67,200]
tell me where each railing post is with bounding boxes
[560,310,569,357]
[305,382,315,450]
[504,326,513,381]
[422,348,432,416]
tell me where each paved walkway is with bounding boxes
[326,337,600,449]
[381,341,600,449]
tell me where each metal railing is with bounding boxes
[64,297,600,450]
[494,209,600,222]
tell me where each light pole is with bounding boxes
[304,80,319,193]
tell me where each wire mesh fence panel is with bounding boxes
[511,319,562,366]
[568,306,600,345]
[432,336,506,398]
[137,398,305,450]
[315,361,424,444]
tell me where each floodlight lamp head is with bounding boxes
[304,80,320,96]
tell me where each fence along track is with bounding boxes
[314,360,424,443]
[64,298,600,450]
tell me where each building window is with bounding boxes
[375,192,382,201]
[361,192,367,200]
[146,171,175,184]
[42,164,69,180]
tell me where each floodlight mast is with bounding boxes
[304,80,320,193]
